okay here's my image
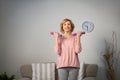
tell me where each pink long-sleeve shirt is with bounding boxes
[54,35,82,69]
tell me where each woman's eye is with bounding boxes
[63,24,66,26]
[68,24,70,25]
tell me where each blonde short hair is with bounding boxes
[60,18,75,33]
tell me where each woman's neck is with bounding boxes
[63,31,72,39]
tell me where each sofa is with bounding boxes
[19,63,98,80]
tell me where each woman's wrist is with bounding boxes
[55,37,60,45]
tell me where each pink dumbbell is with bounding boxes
[50,32,62,37]
[72,32,85,36]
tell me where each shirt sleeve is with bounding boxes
[75,44,82,53]
[54,45,61,55]
[74,37,82,54]
[54,37,61,55]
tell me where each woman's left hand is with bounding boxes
[77,31,83,37]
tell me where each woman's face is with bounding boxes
[62,21,72,33]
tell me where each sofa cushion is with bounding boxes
[18,78,32,80]
[20,64,32,79]
[84,64,98,77]
[32,62,56,80]
[82,77,96,80]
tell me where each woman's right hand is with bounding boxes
[54,32,59,38]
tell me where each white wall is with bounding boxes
[0,0,120,80]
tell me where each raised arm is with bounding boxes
[54,32,61,55]
[74,31,83,53]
